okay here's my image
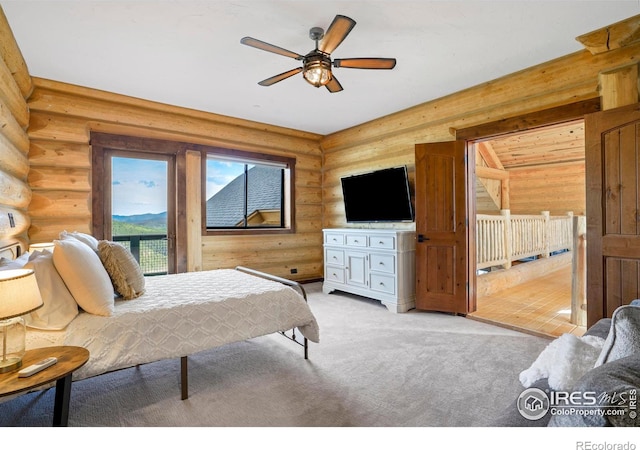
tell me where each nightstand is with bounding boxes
[0,346,89,426]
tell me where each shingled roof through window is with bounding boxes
[206,165,282,227]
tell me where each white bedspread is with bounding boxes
[26,269,319,380]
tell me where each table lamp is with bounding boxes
[0,269,43,373]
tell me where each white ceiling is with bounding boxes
[2,1,639,135]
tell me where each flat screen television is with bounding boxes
[341,166,414,223]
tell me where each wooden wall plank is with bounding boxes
[508,162,585,215]
[28,140,91,168]
[0,132,29,178]
[0,7,32,98]
[0,55,28,128]
[0,7,30,246]
[28,86,321,154]
[0,96,29,152]
[0,171,30,208]
[28,167,90,191]
[28,190,91,219]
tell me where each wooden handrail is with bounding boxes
[476,210,575,270]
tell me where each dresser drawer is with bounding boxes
[369,235,396,250]
[370,273,396,295]
[326,249,345,266]
[325,232,345,246]
[370,253,395,274]
[325,266,345,284]
[346,234,367,247]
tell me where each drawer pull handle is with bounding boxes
[379,241,384,244]
[379,261,384,265]
[379,282,385,286]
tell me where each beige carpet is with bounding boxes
[0,282,550,427]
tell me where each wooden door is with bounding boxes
[414,141,476,314]
[585,102,640,327]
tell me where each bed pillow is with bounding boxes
[53,238,115,316]
[59,230,99,252]
[594,304,640,367]
[98,240,145,300]
[24,251,78,330]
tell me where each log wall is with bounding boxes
[0,8,32,251]
[1,7,639,282]
[320,43,640,229]
[508,162,586,215]
[26,78,324,281]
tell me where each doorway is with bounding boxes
[109,153,175,275]
[467,120,587,337]
[90,133,182,274]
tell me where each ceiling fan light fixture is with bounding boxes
[241,15,396,92]
[303,52,332,87]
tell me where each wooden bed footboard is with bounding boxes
[179,266,310,400]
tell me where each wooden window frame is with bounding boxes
[200,147,296,236]
[90,132,187,273]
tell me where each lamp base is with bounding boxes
[0,356,22,373]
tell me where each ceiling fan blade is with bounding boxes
[258,67,303,86]
[334,58,397,69]
[240,37,304,60]
[325,76,343,93]
[318,15,356,54]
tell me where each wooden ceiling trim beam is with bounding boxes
[476,141,504,170]
[476,165,509,180]
[577,14,640,55]
[455,98,600,141]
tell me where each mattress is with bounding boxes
[26,269,319,380]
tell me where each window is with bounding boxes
[203,149,295,233]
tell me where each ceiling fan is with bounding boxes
[240,14,396,93]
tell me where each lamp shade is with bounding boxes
[29,242,55,253]
[0,269,43,320]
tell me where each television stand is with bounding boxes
[322,228,416,313]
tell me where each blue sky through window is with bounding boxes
[206,158,256,201]
[112,157,168,216]
[111,157,251,216]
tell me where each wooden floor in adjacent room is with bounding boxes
[468,264,586,338]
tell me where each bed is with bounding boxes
[0,238,319,400]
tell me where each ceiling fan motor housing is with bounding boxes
[309,27,325,42]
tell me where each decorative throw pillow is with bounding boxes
[59,230,100,252]
[594,304,640,367]
[52,238,115,316]
[97,240,145,300]
[24,251,78,330]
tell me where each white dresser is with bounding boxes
[323,228,416,313]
